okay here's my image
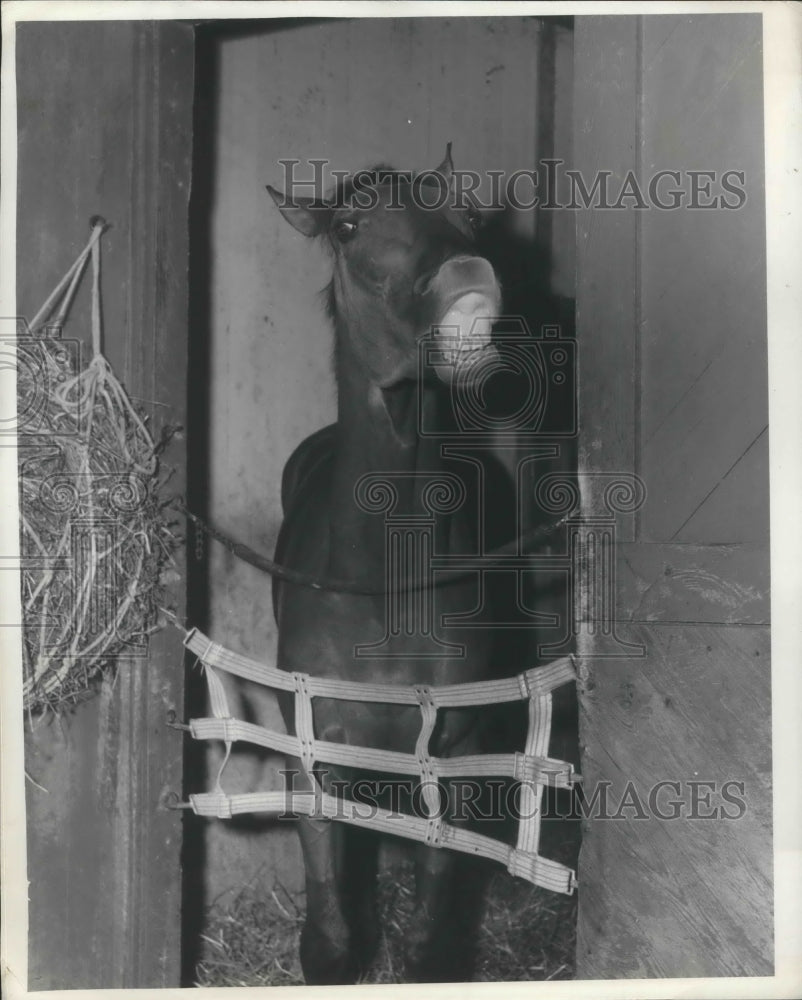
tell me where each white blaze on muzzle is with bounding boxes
[437,291,496,358]
[424,256,501,383]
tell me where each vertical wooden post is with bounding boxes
[18,21,194,988]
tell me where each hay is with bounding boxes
[473,864,576,981]
[196,879,305,987]
[195,825,578,986]
[18,221,179,714]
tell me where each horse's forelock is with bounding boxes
[329,164,408,209]
[324,162,454,219]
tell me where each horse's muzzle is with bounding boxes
[422,256,502,383]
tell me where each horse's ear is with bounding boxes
[266,185,331,237]
[435,142,454,182]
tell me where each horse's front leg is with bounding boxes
[405,839,490,982]
[405,778,490,982]
[405,838,461,981]
[277,686,353,984]
[290,758,380,984]
[291,765,354,984]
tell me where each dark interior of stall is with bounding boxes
[184,15,578,985]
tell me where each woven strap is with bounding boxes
[183,627,579,895]
[189,717,576,787]
[200,645,236,798]
[414,685,441,817]
[189,789,576,895]
[184,627,575,705]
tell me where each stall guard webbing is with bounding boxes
[183,627,579,895]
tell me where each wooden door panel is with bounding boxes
[574,14,771,978]
[675,429,769,543]
[639,14,766,543]
[578,623,772,978]
[616,541,769,625]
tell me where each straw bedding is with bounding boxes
[196,819,579,985]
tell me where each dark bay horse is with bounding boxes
[265,149,504,984]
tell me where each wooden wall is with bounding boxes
[17,21,193,988]
[573,14,771,978]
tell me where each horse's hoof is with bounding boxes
[300,922,356,985]
[404,929,468,984]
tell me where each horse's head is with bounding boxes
[267,147,501,391]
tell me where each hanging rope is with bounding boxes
[178,500,572,595]
[31,218,157,477]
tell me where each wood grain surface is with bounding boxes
[18,21,193,989]
[573,13,771,979]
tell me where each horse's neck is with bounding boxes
[327,340,451,580]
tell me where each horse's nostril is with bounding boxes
[415,253,486,298]
[417,255,500,301]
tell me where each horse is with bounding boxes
[265,148,505,984]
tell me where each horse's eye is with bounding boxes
[333,219,358,243]
[466,207,483,232]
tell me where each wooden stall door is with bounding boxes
[17,21,193,989]
[573,15,771,978]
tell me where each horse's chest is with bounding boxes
[274,442,493,757]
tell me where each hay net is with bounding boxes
[181,626,580,895]
[18,219,176,714]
